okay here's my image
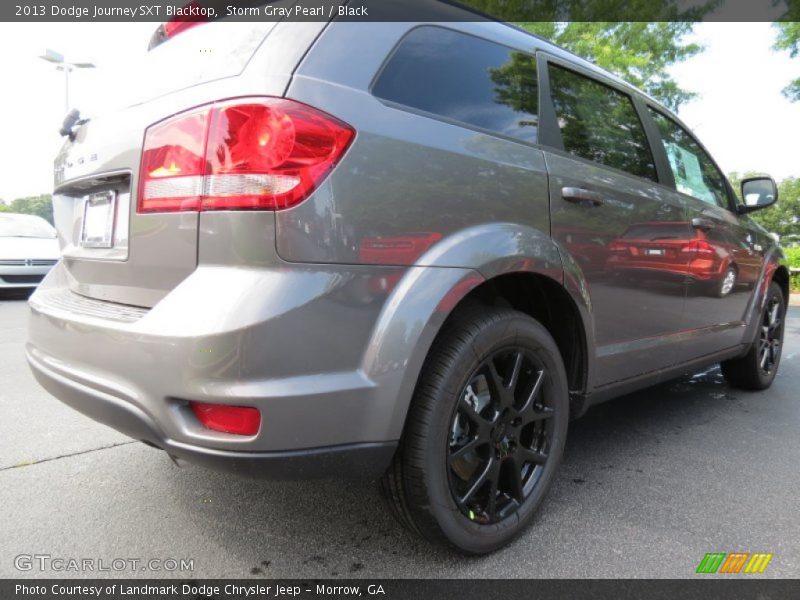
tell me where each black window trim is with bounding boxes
[537,52,662,186]
[368,24,544,150]
[643,104,739,214]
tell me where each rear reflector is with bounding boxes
[138,98,355,213]
[190,402,261,436]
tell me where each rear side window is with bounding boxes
[648,109,729,208]
[548,65,657,181]
[373,27,538,144]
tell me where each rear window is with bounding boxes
[373,26,539,144]
[622,224,689,240]
[122,22,273,107]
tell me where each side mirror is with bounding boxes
[738,176,778,214]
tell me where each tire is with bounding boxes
[380,306,569,554]
[714,266,737,298]
[721,281,786,390]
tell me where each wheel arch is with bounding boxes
[772,264,790,303]
[362,223,596,442]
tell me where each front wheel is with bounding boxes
[721,281,786,390]
[380,307,569,554]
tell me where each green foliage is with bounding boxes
[728,173,800,242]
[786,247,800,291]
[459,1,719,110]
[1,194,54,224]
[462,0,717,21]
[774,21,800,101]
[517,22,704,110]
[784,247,800,267]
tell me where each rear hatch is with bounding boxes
[51,16,305,308]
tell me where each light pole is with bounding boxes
[38,49,96,113]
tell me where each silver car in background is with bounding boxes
[0,213,59,290]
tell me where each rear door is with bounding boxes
[539,55,692,386]
[644,107,766,356]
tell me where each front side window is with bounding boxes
[648,109,729,207]
[548,64,657,181]
[373,27,539,144]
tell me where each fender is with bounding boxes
[360,223,595,440]
[740,246,788,351]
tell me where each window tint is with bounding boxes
[548,65,657,181]
[373,27,538,143]
[648,109,729,207]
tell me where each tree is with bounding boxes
[774,21,800,101]
[460,0,718,110]
[518,22,704,110]
[728,172,800,238]
[4,194,54,224]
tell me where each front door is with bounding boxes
[645,107,766,357]
[541,58,691,386]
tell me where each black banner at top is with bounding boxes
[3,0,798,22]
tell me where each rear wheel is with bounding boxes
[380,307,569,554]
[721,281,786,390]
[715,266,737,297]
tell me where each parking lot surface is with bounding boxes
[1,294,798,578]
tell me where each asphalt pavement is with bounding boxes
[1,293,798,578]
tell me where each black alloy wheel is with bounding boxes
[721,281,786,390]
[380,306,569,554]
[448,349,554,524]
[758,293,783,375]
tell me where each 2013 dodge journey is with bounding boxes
[27,4,788,553]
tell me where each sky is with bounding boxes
[0,21,797,201]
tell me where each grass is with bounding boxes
[785,247,800,292]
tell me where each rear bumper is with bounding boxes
[27,346,394,479]
[26,261,475,478]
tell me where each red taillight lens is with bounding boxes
[138,110,209,213]
[681,239,715,255]
[608,241,628,253]
[190,402,261,436]
[138,98,355,213]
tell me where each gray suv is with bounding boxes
[27,8,788,554]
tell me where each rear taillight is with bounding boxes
[681,239,715,255]
[190,401,261,436]
[608,241,628,253]
[138,98,355,213]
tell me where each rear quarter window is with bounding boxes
[372,26,539,144]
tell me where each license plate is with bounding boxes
[645,248,665,256]
[80,192,116,248]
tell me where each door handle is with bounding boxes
[691,217,714,231]
[561,187,603,207]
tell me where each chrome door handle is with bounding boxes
[561,187,603,207]
[691,217,714,230]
